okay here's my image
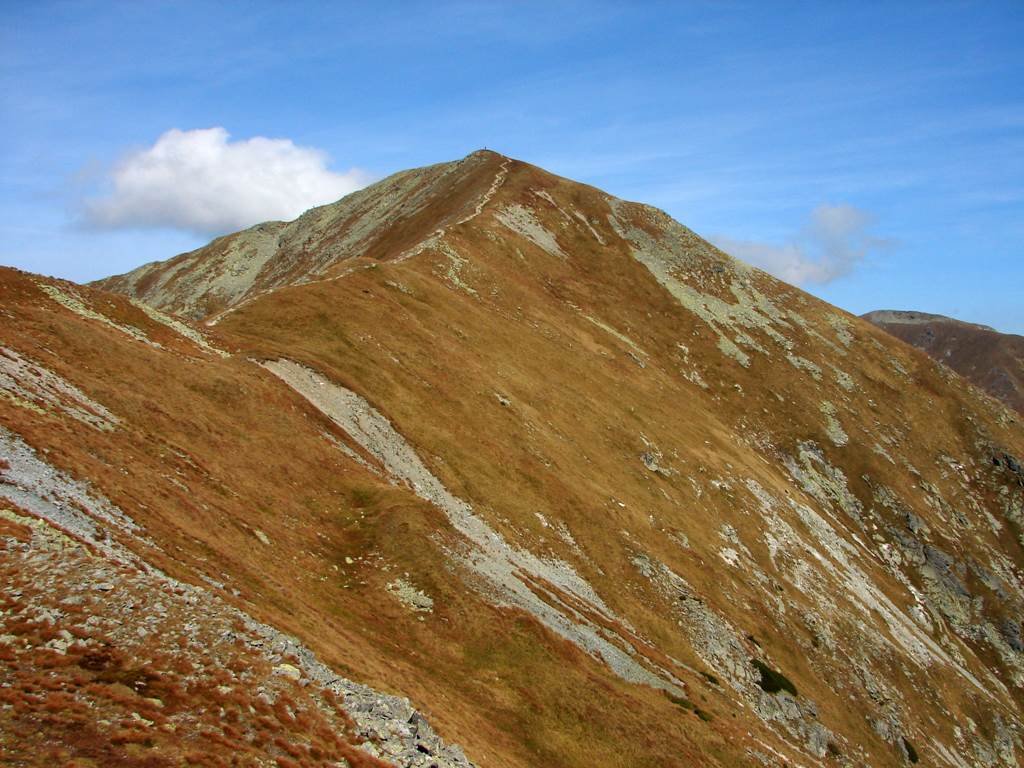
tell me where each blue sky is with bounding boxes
[2,1,1022,332]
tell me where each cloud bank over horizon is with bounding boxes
[712,204,886,286]
[83,128,369,236]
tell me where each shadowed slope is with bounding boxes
[865,309,1024,415]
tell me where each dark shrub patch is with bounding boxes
[902,737,919,764]
[666,693,694,711]
[350,487,375,508]
[752,659,797,696]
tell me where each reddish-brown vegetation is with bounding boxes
[2,151,1023,766]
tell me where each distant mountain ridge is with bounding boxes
[864,309,1024,415]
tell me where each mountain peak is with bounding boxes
[13,152,1020,766]
[862,308,997,333]
[92,150,513,320]
[466,147,508,159]
[92,151,753,328]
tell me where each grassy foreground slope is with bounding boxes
[2,151,1023,766]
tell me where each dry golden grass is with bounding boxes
[0,504,392,768]
[1,152,1022,766]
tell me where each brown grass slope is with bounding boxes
[0,506,391,768]
[864,309,1024,415]
[2,150,1023,768]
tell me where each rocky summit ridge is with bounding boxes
[3,149,1024,767]
[93,151,512,322]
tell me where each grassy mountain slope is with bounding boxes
[3,150,1023,767]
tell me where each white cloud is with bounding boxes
[83,127,369,235]
[711,204,884,286]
